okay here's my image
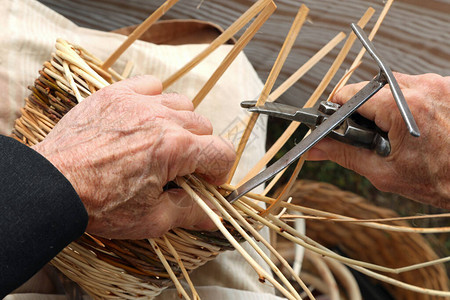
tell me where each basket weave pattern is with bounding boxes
[11,40,256,299]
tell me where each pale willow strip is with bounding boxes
[305,250,340,300]
[162,0,271,89]
[263,195,426,284]
[15,120,38,144]
[237,8,375,186]
[350,264,450,297]
[249,10,377,203]
[21,111,47,137]
[56,40,109,86]
[70,64,107,90]
[52,54,91,96]
[237,33,346,185]
[228,5,309,182]
[187,179,302,300]
[269,32,346,101]
[62,61,83,102]
[201,180,315,300]
[322,256,362,300]
[192,2,276,108]
[197,185,303,299]
[102,0,179,70]
[121,61,134,78]
[222,32,345,155]
[235,198,399,273]
[266,207,450,278]
[260,139,309,216]
[332,0,395,92]
[24,103,56,126]
[149,239,192,300]
[163,236,200,300]
[236,198,448,279]
[20,119,45,140]
[225,186,450,234]
[262,169,284,195]
[281,212,450,223]
[178,178,296,300]
[52,55,91,93]
[281,204,450,234]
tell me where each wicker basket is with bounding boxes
[11,39,267,299]
[287,180,449,300]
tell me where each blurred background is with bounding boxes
[38,0,449,270]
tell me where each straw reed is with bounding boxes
[10,1,450,299]
[285,180,449,300]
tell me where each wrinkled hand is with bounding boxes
[308,73,450,209]
[32,75,236,239]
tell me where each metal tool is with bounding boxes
[226,23,420,204]
[241,100,391,156]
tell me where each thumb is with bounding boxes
[158,189,218,233]
[307,138,385,178]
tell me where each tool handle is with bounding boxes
[330,114,391,156]
[351,24,420,137]
[319,101,390,156]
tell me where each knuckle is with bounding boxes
[392,72,407,83]
[221,138,237,163]
[96,82,134,104]
[94,84,117,101]
[160,93,194,111]
[175,93,194,110]
[424,73,449,94]
[196,113,213,133]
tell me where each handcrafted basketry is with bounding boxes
[11,39,264,299]
[8,1,449,298]
[288,180,449,300]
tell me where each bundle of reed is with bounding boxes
[277,180,449,300]
[9,0,450,299]
[10,38,272,299]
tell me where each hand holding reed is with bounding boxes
[32,75,235,239]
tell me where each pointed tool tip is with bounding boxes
[226,190,239,204]
[408,122,421,137]
[411,129,420,137]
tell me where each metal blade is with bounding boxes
[243,101,320,125]
[226,76,386,203]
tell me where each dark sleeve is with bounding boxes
[0,135,88,297]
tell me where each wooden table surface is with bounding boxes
[38,0,450,106]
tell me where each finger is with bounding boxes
[191,135,236,185]
[155,93,194,111]
[306,146,329,161]
[170,110,213,136]
[119,75,163,96]
[306,138,385,179]
[332,73,412,133]
[333,83,399,133]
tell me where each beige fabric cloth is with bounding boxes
[1,0,286,299]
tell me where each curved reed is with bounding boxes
[10,7,449,299]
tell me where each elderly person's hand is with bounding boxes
[32,75,235,239]
[308,73,450,209]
